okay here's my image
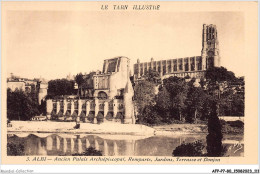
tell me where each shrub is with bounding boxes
[221,124,244,134]
[173,141,205,156]
[72,147,102,156]
[227,120,244,128]
[219,119,227,126]
[7,142,24,156]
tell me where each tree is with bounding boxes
[156,87,172,112]
[82,72,96,89]
[138,105,162,125]
[47,79,75,97]
[205,66,237,83]
[7,88,40,121]
[205,67,244,117]
[80,72,96,97]
[185,79,209,123]
[204,66,245,117]
[185,87,207,123]
[75,73,85,98]
[206,102,225,157]
[230,92,244,116]
[155,86,173,123]
[27,84,38,102]
[218,88,244,116]
[134,80,157,121]
[163,76,189,121]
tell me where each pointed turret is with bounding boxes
[125,77,134,95]
[123,67,135,124]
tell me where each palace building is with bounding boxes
[133,24,221,80]
[46,56,136,124]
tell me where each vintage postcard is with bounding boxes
[1,1,259,173]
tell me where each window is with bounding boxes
[98,91,108,99]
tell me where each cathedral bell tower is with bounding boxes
[201,24,221,70]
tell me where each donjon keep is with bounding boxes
[46,24,221,124]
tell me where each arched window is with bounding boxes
[98,91,108,99]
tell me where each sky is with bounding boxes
[4,6,245,80]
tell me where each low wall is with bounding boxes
[219,116,244,122]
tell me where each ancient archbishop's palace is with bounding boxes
[46,57,136,124]
[46,24,221,124]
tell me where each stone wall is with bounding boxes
[134,56,203,78]
[46,98,126,124]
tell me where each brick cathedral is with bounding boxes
[133,24,221,80]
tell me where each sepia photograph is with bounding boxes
[1,1,258,173]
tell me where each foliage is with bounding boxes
[155,87,172,122]
[205,66,237,83]
[221,122,244,134]
[7,142,25,156]
[137,105,162,125]
[39,100,46,115]
[75,72,96,98]
[72,147,102,156]
[144,69,161,84]
[199,78,207,89]
[173,141,205,157]
[227,120,244,128]
[162,76,189,121]
[173,103,227,157]
[204,67,244,116]
[7,88,40,121]
[206,102,224,157]
[75,73,85,86]
[75,73,84,97]
[48,79,75,97]
[185,78,209,123]
[218,88,244,116]
[132,66,244,126]
[219,119,227,126]
[134,80,156,114]
[81,72,96,89]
